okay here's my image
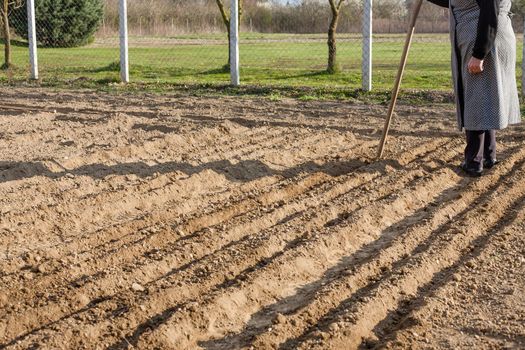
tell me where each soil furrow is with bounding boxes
[0,126,310,253]
[242,145,525,350]
[296,156,525,349]
[127,154,463,349]
[0,139,458,348]
[4,90,522,350]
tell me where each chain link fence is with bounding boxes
[1,1,28,80]
[374,1,451,90]
[0,0,523,91]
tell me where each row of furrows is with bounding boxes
[0,97,427,150]
[0,128,379,303]
[126,145,466,350]
[2,129,366,266]
[0,124,297,268]
[0,119,281,213]
[0,112,205,141]
[0,98,376,124]
[0,122,365,268]
[171,107,402,140]
[297,150,525,350]
[132,142,525,350]
[0,98,294,183]
[2,107,345,212]
[232,143,525,350]
[0,168,283,279]
[0,133,416,344]
[124,98,459,139]
[0,99,297,133]
[0,169,321,305]
[0,120,375,277]
[0,91,457,164]
[0,122,281,220]
[0,125,318,252]
[0,101,190,124]
[0,93,449,131]
[0,137,458,348]
[0,110,181,162]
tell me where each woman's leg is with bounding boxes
[464,130,484,167]
[484,130,497,167]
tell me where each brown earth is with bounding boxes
[0,88,523,350]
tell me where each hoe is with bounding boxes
[377,0,425,159]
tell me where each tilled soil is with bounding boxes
[0,88,523,350]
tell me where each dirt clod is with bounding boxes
[131,283,145,292]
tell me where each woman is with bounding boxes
[428,0,521,177]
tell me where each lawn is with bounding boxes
[0,33,523,91]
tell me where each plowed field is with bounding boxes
[0,88,524,350]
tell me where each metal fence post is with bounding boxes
[119,0,130,83]
[27,0,38,80]
[362,0,373,91]
[230,0,240,86]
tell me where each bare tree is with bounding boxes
[327,0,345,74]
[215,0,243,69]
[1,0,22,69]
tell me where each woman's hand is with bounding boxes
[468,57,484,74]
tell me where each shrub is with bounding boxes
[11,0,103,48]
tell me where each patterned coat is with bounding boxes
[431,0,521,130]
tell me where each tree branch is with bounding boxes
[216,0,244,29]
[1,0,23,16]
[328,0,337,14]
[216,0,230,27]
[239,0,244,22]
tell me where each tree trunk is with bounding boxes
[1,2,11,69]
[327,13,339,74]
[215,0,231,69]
[216,0,242,70]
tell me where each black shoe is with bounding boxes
[461,162,483,177]
[483,158,498,169]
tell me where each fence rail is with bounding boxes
[1,0,524,93]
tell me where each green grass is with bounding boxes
[0,33,523,94]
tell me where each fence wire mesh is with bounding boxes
[1,1,28,80]
[37,0,120,84]
[373,1,452,90]
[0,0,523,91]
[121,0,230,85]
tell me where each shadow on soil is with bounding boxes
[104,155,471,350]
[363,191,525,349]
[0,156,375,184]
[3,154,523,350]
[281,157,525,350]
[3,146,523,350]
[3,94,523,349]
[199,152,525,350]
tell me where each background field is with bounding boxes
[3,33,522,91]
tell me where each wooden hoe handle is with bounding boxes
[377,0,424,159]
